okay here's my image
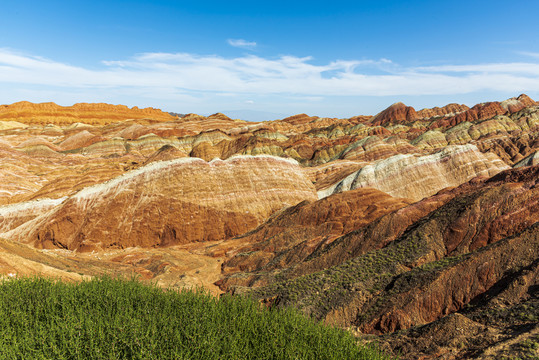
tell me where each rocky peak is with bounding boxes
[500,93,537,113]
[280,113,318,125]
[208,113,233,121]
[370,102,418,126]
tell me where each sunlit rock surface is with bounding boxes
[318,144,509,201]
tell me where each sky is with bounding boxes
[1,0,539,120]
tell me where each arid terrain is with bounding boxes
[1,96,538,359]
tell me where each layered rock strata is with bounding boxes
[318,144,509,201]
[2,156,316,251]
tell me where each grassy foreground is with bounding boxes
[0,277,391,360]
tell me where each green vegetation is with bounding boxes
[0,276,392,360]
[469,291,539,328]
[251,224,430,321]
[498,334,539,360]
[251,190,484,322]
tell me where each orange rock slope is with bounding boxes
[0,101,176,125]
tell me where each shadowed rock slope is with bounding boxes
[232,166,538,359]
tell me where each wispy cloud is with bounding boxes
[518,51,539,59]
[227,39,257,49]
[0,48,538,102]
[415,62,539,75]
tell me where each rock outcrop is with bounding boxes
[220,188,412,282]
[514,151,539,167]
[500,93,537,113]
[429,95,537,130]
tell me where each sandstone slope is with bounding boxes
[318,144,509,201]
[2,156,316,252]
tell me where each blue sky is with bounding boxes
[1,0,539,119]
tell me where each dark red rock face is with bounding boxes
[429,102,508,129]
[370,102,419,126]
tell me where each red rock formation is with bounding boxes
[208,112,234,121]
[1,96,538,360]
[143,145,188,165]
[280,113,318,125]
[430,102,508,129]
[361,224,538,334]
[303,160,367,191]
[425,95,536,130]
[220,188,412,278]
[247,166,538,340]
[500,94,537,113]
[340,136,405,162]
[370,102,418,126]
[58,130,104,151]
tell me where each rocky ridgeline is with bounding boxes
[0,101,175,125]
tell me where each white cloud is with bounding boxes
[518,51,539,59]
[0,48,538,103]
[227,39,257,49]
[415,62,539,75]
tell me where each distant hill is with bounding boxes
[0,101,175,125]
[217,109,288,122]
[167,109,287,122]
